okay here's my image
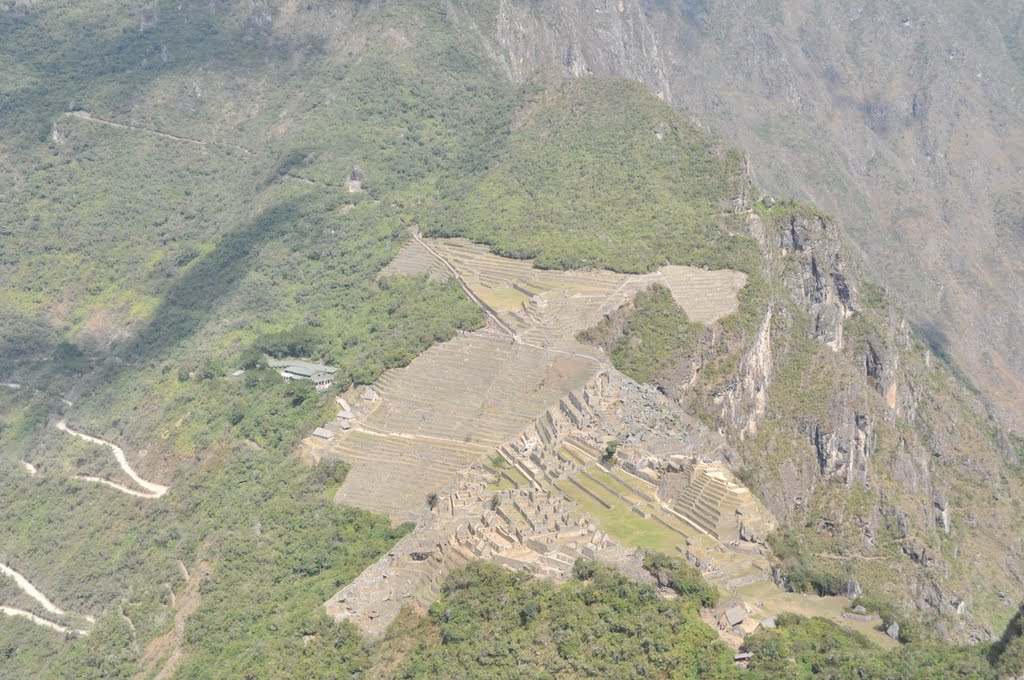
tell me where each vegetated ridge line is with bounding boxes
[64,111,255,155]
[55,421,169,498]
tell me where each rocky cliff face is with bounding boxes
[719,304,771,439]
[579,194,1024,638]
[457,0,672,98]
[777,211,857,352]
[722,206,1024,641]
[454,0,1024,432]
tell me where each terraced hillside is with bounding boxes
[378,239,452,282]
[10,0,1020,674]
[330,432,484,519]
[316,235,748,521]
[317,230,842,642]
[430,239,747,341]
[659,265,748,324]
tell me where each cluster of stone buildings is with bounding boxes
[324,467,640,638]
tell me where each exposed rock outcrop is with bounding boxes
[808,392,871,487]
[776,212,856,351]
[469,0,672,100]
[718,306,772,439]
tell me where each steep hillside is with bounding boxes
[0,2,507,676]
[579,197,1024,641]
[0,0,1022,677]
[452,0,1024,432]
[423,76,751,272]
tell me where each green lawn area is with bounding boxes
[558,480,684,555]
[502,466,530,487]
[489,476,517,491]
[589,468,643,504]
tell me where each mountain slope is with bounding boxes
[453,0,1024,432]
[0,0,1022,676]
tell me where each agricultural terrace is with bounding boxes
[319,236,747,522]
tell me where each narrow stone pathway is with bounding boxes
[348,423,492,450]
[412,230,517,337]
[411,231,604,364]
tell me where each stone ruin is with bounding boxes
[657,458,776,544]
[324,461,641,638]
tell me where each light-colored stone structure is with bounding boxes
[661,459,775,543]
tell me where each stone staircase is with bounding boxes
[669,461,774,542]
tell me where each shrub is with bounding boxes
[642,551,719,608]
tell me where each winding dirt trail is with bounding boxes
[65,111,254,155]
[0,563,92,635]
[0,563,68,617]
[56,421,169,499]
[0,607,88,636]
[74,475,161,499]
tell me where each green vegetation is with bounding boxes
[992,603,1024,677]
[643,552,719,608]
[424,77,756,274]
[0,2,511,677]
[558,481,683,555]
[175,460,409,679]
[580,285,705,384]
[766,528,846,598]
[393,560,736,678]
[0,412,409,678]
[2,0,1020,677]
[743,613,998,679]
[603,439,620,464]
